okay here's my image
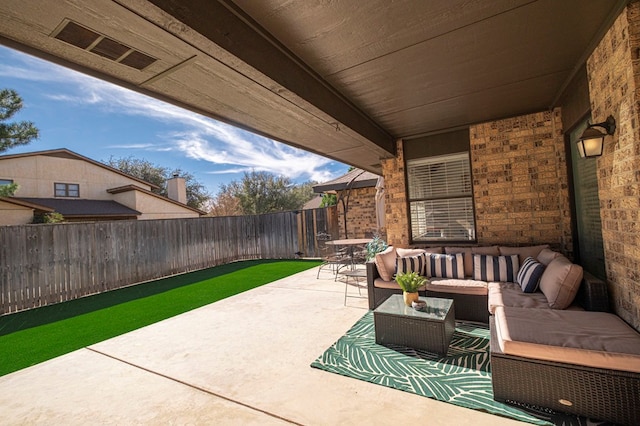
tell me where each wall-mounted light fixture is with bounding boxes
[577,115,616,158]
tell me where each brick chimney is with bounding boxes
[167,173,187,204]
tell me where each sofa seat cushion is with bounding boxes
[373,277,427,291]
[494,307,640,373]
[488,282,550,314]
[427,278,488,296]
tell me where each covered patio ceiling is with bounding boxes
[0,0,628,174]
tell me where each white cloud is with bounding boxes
[0,47,343,183]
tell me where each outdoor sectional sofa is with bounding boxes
[366,244,640,424]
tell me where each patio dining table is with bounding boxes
[325,238,372,267]
[324,238,372,247]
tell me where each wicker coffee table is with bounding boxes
[373,294,455,356]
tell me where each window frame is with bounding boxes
[0,179,14,186]
[406,151,476,244]
[54,182,80,198]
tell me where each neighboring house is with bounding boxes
[313,168,384,240]
[301,194,322,210]
[0,149,204,225]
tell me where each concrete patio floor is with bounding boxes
[0,266,524,425]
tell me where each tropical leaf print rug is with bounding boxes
[311,311,606,426]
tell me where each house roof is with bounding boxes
[302,195,323,210]
[0,148,160,190]
[15,198,141,218]
[107,185,206,215]
[0,197,55,212]
[313,169,380,193]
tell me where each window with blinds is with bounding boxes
[407,152,475,242]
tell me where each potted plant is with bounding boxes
[365,235,388,261]
[395,271,427,306]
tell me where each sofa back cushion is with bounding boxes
[537,248,563,266]
[374,246,397,281]
[396,253,426,276]
[499,244,550,264]
[445,246,499,277]
[424,253,465,278]
[516,256,545,293]
[472,254,520,282]
[539,256,583,309]
[396,247,442,257]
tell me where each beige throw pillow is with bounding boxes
[374,246,397,281]
[539,256,583,309]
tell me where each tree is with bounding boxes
[105,156,211,210]
[207,190,242,216]
[209,171,315,216]
[0,89,39,153]
[0,182,19,197]
[320,193,337,207]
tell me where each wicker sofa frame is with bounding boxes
[489,316,640,425]
[367,257,632,422]
[366,261,488,323]
[425,289,488,323]
[367,262,609,323]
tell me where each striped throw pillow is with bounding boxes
[425,253,465,278]
[472,254,520,282]
[517,256,545,293]
[396,254,426,276]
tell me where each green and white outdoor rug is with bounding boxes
[311,311,606,426]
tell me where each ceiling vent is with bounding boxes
[52,20,157,71]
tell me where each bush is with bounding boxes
[32,212,64,224]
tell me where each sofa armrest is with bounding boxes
[366,261,380,310]
[576,270,610,312]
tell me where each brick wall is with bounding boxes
[335,186,380,239]
[381,140,410,247]
[378,3,640,331]
[587,3,640,329]
[469,109,573,254]
[382,118,573,253]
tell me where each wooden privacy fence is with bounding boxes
[0,207,337,314]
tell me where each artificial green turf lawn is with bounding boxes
[0,259,321,377]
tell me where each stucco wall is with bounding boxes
[587,3,640,329]
[112,190,199,220]
[0,200,33,225]
[0,155,152,199]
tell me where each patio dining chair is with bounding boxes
[316,233,352,279]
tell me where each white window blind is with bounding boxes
[407,152,475,242]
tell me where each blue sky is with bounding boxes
[0,45,349,195]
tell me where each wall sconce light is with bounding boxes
[577,115,616,158]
